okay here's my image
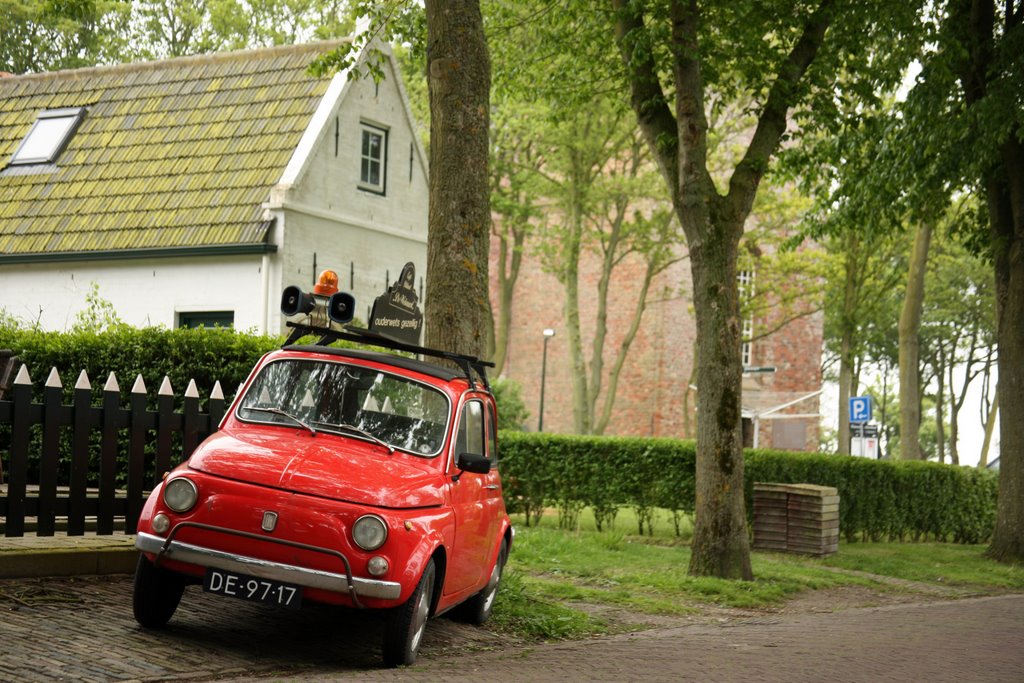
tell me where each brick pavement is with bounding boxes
[1,573,1021,682]
[0,573,509,681]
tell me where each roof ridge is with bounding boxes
[3,38,351,83]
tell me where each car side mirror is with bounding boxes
[456,452,491,475]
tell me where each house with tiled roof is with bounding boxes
[0,40,428,332]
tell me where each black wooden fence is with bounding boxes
[0,365,225,537]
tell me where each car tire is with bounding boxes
[455,538,507,625]
[382,558,435,667]
[132,554,185,628]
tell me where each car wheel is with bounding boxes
[456,538,507,625]
[132,554,185,628]
[382,558,435,668]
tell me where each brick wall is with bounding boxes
[490,238,823,450]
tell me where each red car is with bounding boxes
[133,268,512,667]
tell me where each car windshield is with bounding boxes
[236,358,450,456]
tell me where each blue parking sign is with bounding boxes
[849,396,872,423]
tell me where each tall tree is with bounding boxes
[611,0,925,578]
[945,0,1023,563]
[823,229,905,455]
[890,0,1022,558]
[487,102,545,376]
[130,0,353,60]
[920,224,995,465]
[898,221,933,459]
[531,101,680,435]
[420,0,491,358]
[1,0,129,73]
[310,0,491,359]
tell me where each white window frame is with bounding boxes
[358,122,388,195]
[9,107,87,165]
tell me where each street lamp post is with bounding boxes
[538,328,555,432]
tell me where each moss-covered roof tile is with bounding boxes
[0,40,344,256]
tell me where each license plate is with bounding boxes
[203,568,302,609]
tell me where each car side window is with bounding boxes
[454,399,485,457]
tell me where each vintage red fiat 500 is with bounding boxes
[133,267,511,667]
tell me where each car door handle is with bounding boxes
[484,484,500,490]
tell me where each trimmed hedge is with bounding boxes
[498,432,998,544]
[0,325,282,405]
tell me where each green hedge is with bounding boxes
[0,325,282,406]
[498,432,998,544]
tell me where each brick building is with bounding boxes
[491,238,824,451]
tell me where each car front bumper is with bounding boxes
[136,529,402,601]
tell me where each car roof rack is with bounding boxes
[283,322,495,392]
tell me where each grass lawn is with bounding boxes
[488,508,1024,641]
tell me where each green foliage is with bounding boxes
[0,324,280,406]
[489,568,604,640]
[500,432,696,534]
[1,0,130,74]
[71,282,124,333]
[495,524,1022,642]
[499,432,998,544]
[2,0,356,72]
[491,377,529,431]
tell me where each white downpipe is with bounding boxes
[260,252,271,334]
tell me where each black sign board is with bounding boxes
[368,262,423,346]
[852,423,879,438]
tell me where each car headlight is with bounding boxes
[352,514,388,551]
[163,477,198,513]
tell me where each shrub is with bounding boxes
[499,432,998,543]
[0,325,281,406]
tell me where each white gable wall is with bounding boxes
[265,50,429,333]
[0,256,267,331]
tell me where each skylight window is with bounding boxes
[9,107,86,165]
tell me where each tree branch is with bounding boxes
[728,0,834,225]
[611,0,680,200]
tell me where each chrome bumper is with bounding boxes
[136,531,402,601]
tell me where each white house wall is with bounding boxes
[271,52,429,332]
[0,256,266,331]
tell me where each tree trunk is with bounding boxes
[837,330,854,455]
[951,0,1023,563]
[898,222,932,459]
[934,345,946,463]
[423,0,491,359]
[879,360,891,459]
[491,226,524,376]
[978,388,997,469]
[562,183,591,433]
[836,233,861,456]
[594,257,659,435]
[687,223,753,580]
[985,155,1024,559]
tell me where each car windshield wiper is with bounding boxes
[313,421,395,454]
[246,407,317,436]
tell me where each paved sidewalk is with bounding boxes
[233,594,1024,683]
[0,571,1020,683]
[0,532,137,578]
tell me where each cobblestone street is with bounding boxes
[1,573,1021,682]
